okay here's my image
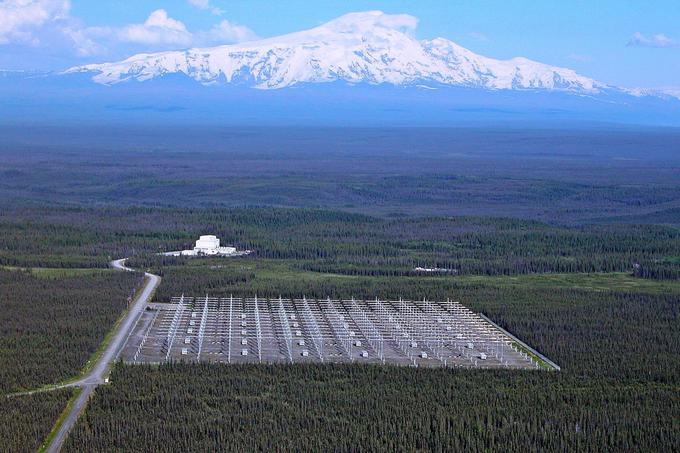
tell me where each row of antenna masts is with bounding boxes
[157,295,516,368]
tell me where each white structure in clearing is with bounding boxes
[164,235,247,257]
[193,235,236,256]
[414,266,457,274]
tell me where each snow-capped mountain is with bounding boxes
[66,11,606,93]
[626,87,680,101]
[8,11,677,126]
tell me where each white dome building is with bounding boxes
[194,235,221,254]
[193,235,236,255]
[165,235,243,257]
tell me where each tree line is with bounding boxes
[0,268,142,394]
[64,284,680,451]
[3,206,679,279]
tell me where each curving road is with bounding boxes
[45,259,160,453]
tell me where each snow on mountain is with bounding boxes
[663,89,680,100]
[627,87,680,101]
[66,11,607,92]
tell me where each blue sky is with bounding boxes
[1,0,678,89]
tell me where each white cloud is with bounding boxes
[118,9,192,46]
[0,3,258,63]
[0,0,71,45]
[627,32,679,48]
[187,0,223,16]
[61,25,105,56]
[196,19,258,45]
[374,13,418,34]
[71,9,258,54]
[329,11,418,37]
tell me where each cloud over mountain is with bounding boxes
[186,0,223,16]
[0,0,70,45]
[80,9,258,52]
[119,9,192,46]
[0,2,256,59]
[68,11,604,93]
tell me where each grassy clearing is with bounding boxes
[663,256,680,264]
[12,261,677,297]
[146,257,680,304]
[452,272,680,294]
[174,259,680,296]
[510,342,554,371]
[0,265,114,279]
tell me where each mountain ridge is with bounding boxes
[65,11,607,93]
[2,11,678,127]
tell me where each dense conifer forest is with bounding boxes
[2,206,679,279]
[3,127,680,223]
[1,125,679,451]
[0,202,678,452]
[0,269,142,393]
[65,281,680,452]
[0,389,73,453]
[0,267,140,453]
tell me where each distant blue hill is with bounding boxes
[1,71,679,127]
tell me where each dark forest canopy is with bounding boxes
[2,206,679,282]
[0,125,678,451]
[64,283,680,452]
[0,269,142,394]
[2,126,680,223]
